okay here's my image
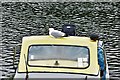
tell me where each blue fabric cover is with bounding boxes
[98,47,106,80]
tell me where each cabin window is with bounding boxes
[28,45,89,68]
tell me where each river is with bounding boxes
[1,2,120,79]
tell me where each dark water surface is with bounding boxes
[1,2,120,79]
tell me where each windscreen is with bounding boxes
[28,45,89,68]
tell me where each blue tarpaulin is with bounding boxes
[98,47,106,80]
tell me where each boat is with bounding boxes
[14,24,109,80]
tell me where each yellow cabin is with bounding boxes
[14,35,109,79]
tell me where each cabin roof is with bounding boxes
[22,35,95,45]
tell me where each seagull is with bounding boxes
[49,28,66,38]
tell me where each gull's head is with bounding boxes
[49,28,54,32]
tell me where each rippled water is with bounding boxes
[1,2,120,79]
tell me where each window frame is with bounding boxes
[27,44,90,69]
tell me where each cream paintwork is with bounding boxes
[28,60,88,67]
[18,36,99,75]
